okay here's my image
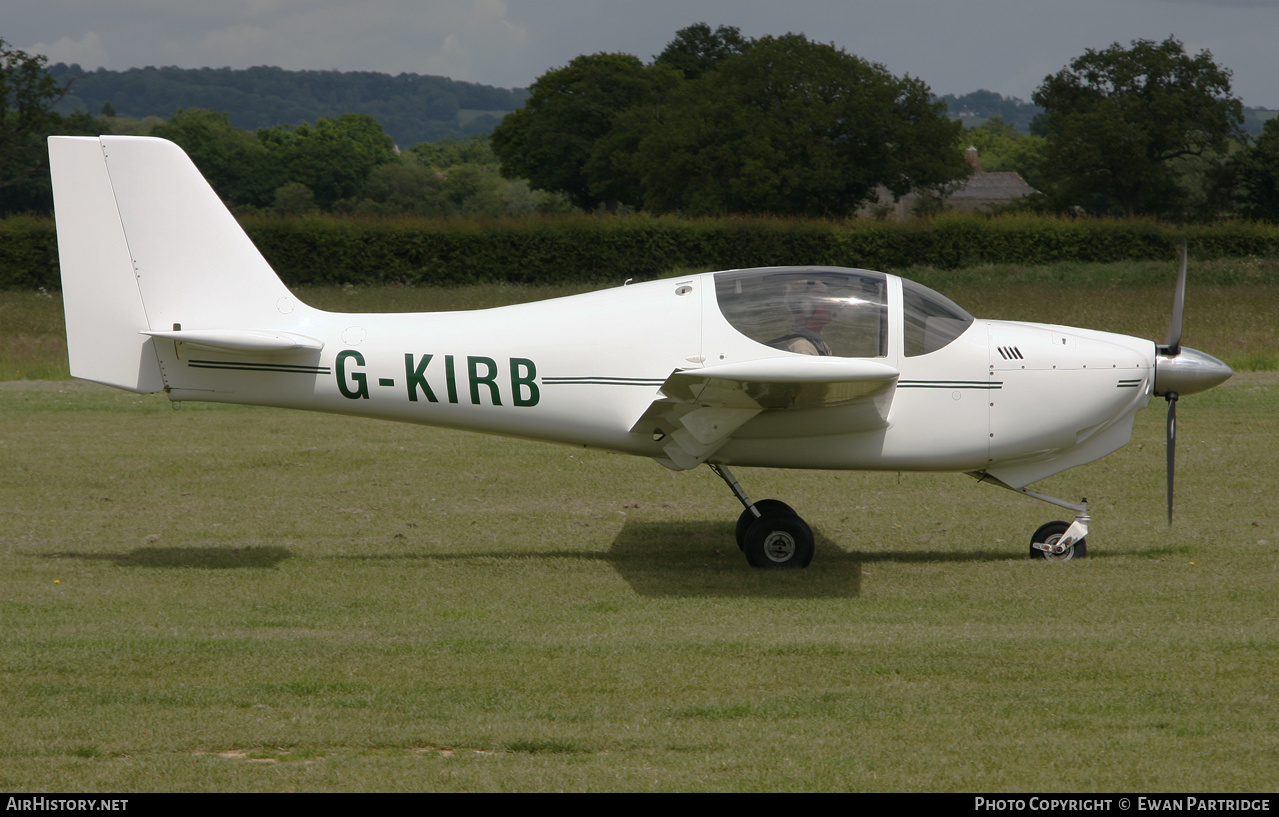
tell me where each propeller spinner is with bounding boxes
[1152,243,1233,522]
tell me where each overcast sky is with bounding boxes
[7,0,1279,107]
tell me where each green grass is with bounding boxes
[1,371,1276,791]
[0,289,70,380]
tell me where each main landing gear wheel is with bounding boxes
[742,513,815,569]
[1029,520,1087,561]
[707,464,813,568]
[735,499,798,549]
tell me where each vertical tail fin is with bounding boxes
[49,136,306,393]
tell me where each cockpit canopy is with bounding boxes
[713,267,974,359]
[899,277,975,357]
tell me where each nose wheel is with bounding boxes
[973,473,1091,561]
[1029,520,1088,560]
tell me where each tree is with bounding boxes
[0,40,67,189]
[633,34,968,217]
[490,53,675,210]
[150,109,278,209]
[653,22,750,80]
[271,181,319,216]
[940,90,1041,133]
[408,134,497,169]
[1032,37,1245,216]
[963,116,1048,190]
[1237,118,1279,221]
[258,113,397,210]
[397,135,544,216]
[492,29,967,216]
[0,42,108,213]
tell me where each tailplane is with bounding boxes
[49,136,307,392]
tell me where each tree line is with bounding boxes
[490,26,1278,221]
[940,89,1274,139]
[0,38,569,219]
[3,28,1278,222]
[145,108,572,218]
[492,26,970,218]
[48,63,528,147]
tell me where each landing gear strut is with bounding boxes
[972,473,1090,560]
[710,463,814,569]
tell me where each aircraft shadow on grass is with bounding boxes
[608,519,860,598]
[46,546,292,569]
[327,519,1031,599]
[606,519,1040,598]
[320,520,864,597]
[42,524,1115,597]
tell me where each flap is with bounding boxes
[633,357,899,470]
[660,357,899,409]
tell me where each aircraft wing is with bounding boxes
[632,357,900,470]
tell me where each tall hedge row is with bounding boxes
[0,217,61,290]
[5,213,1279,290]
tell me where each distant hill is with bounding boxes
[46,67,1273,146]
[48,64,529,148]
[939,90,1041,133]
[940,89,1275,137]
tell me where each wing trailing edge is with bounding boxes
[633,357,900,470]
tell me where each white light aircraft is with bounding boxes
[48,136,1233,568]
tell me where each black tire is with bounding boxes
[742,514,814,569]
[735,499,798,549]
[1029,520,1087,560]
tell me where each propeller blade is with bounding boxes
[1166,394,1178,524]
[1164,241,1187,355]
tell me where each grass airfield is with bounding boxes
[1,267,1277,791]
[2,374,1275,792]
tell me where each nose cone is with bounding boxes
[1154,346,1233,396]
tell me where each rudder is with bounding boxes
[49,136,163,392]
[49,136,308,392]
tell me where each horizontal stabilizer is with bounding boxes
[141,329,324,353]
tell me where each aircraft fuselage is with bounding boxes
[151,271,1156,490]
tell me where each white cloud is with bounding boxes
[182,25,275,68]
[407,2,531,82]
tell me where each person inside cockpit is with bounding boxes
[770,279,834,355]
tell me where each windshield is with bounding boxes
[714,268,888,358]
[901,278,975,356]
